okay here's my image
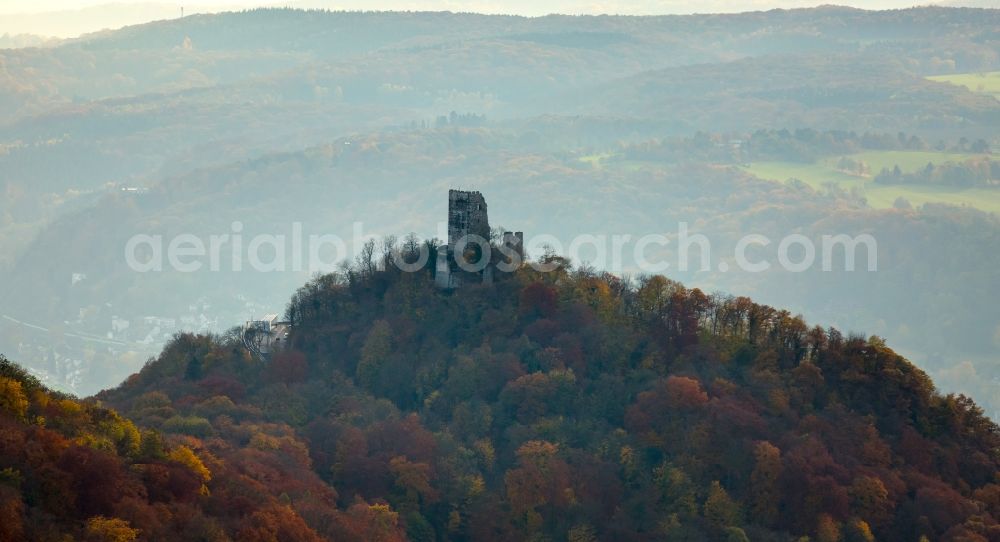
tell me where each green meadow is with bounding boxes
[744,151,1000,213]
[579,153,663,172]
[927,71,1000,99]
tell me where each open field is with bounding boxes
[927,71,1000,99]
[848,151,983,172]
[744,150,1000,213]
[579,153,666,172]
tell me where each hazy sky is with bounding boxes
[1,0,972,12]
[2,0,995,38]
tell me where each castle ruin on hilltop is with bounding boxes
[243,190,522,359]
[436,189,524,289]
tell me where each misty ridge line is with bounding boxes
[2,0,992,40]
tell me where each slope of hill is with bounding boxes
[577,54,1000,134]
[0,356,410,541]
[2,257,997,540]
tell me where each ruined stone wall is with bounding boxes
[502,231,525,260]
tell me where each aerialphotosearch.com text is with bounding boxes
[124,221,878,275]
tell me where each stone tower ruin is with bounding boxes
[436,190,523,289]
[447,189,490,253]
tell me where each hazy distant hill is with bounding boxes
[579,54,1000,135]
[0,33,59,48]
[0,6,997,415]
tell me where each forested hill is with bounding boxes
[1,252,997,541]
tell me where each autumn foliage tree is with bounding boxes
[3,254,999,541]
